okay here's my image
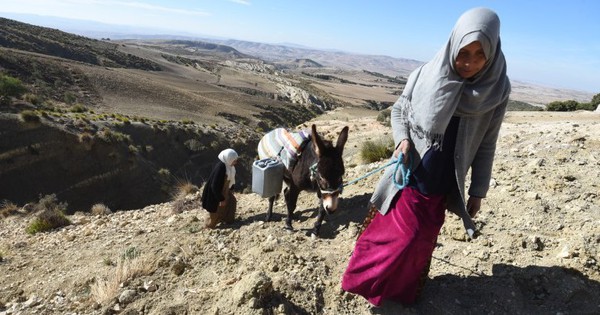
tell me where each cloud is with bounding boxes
[52,0,210,17]
[227,0,251,5]
[105,1,210,16]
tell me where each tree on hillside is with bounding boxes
[546,100,578,111]
[591,93,600,107]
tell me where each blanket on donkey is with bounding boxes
[258,128,311,169]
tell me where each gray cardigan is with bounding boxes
[370,97,508,237]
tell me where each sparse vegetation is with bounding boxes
[128,144,139,154]
[23,93,42,105]
[91,247,155,304]
[376,108,392,126]
[546,100,579,111]
[25,194,71,234]
[78,132,94,145]
[507,100,543,111]
[545,94,600,112]
[19,110,40,123]
[360,138,394,163]
[90,203,112,216]
[69,103,88,113]
[184,139,203,152]
[172,180,198,201]
[0,73,27,104]
[97,128,131,143]
[0,200,20,218]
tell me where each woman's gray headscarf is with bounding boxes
[400,7,511,149]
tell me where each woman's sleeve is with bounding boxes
[391,96,411,148]
[469,100,508,198]
[211,163,226,201]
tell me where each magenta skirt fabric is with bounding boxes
[341,186,446,306]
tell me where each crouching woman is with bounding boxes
[201,148,239,228]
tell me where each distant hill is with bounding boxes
[0,17,160,70]
[207,38,422,79]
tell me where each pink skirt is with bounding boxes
[341,186,446,306]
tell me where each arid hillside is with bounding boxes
[1,17,404,213]
[1,110,599,315]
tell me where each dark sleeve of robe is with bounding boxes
[201,161,226,213]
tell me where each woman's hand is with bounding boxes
[219,201,226,207]
[394,139,411,165]
[467,196,482,217]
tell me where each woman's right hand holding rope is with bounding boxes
[395,139,411,165]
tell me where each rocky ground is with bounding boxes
[1,110,599,315]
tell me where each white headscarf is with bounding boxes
[218,148,238,186]
[399,7,511,149]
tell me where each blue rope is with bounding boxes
[342,153,412,191]
[392,153,412,189]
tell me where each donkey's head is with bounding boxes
[311,124,349,214]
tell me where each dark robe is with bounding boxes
[201,161,227,213]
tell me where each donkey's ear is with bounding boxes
[336,126,349,153]
[311,124,324,157]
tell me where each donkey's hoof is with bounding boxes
[284,224,294,231]
[265,215,272,222]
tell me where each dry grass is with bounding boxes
[90,203,112,216]
[0,200,20,219]
[90,252,156,304]
[172,180,198,200]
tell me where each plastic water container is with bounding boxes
[252,158,284,198]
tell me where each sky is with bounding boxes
[0,0,599,94]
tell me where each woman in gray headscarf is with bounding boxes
[342,7,511,306]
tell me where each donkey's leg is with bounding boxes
[284,187,300,230]
[265,195,276,222]
[311,201,326,237]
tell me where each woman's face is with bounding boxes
[454,41,487,79]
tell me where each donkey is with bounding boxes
[260,124,349,237]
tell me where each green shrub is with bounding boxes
[576,102,596,111]
[25,194,71,234]
[360,138,394,163]
[69,103,88,113]
[128,144,139,154]
[376,108,392,126]
[97,128,131,143]
[23,93,42,105]
[158,168,171,179]
[64,92,77,105]
[0,74,27,102]
[121,247,141,261]
[26,208,71,234]
[507,100,543,111]
[20,110,40,123]
[546,100,578,111]
[590,93,600,107]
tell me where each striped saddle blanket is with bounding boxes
[258,128,311,169]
